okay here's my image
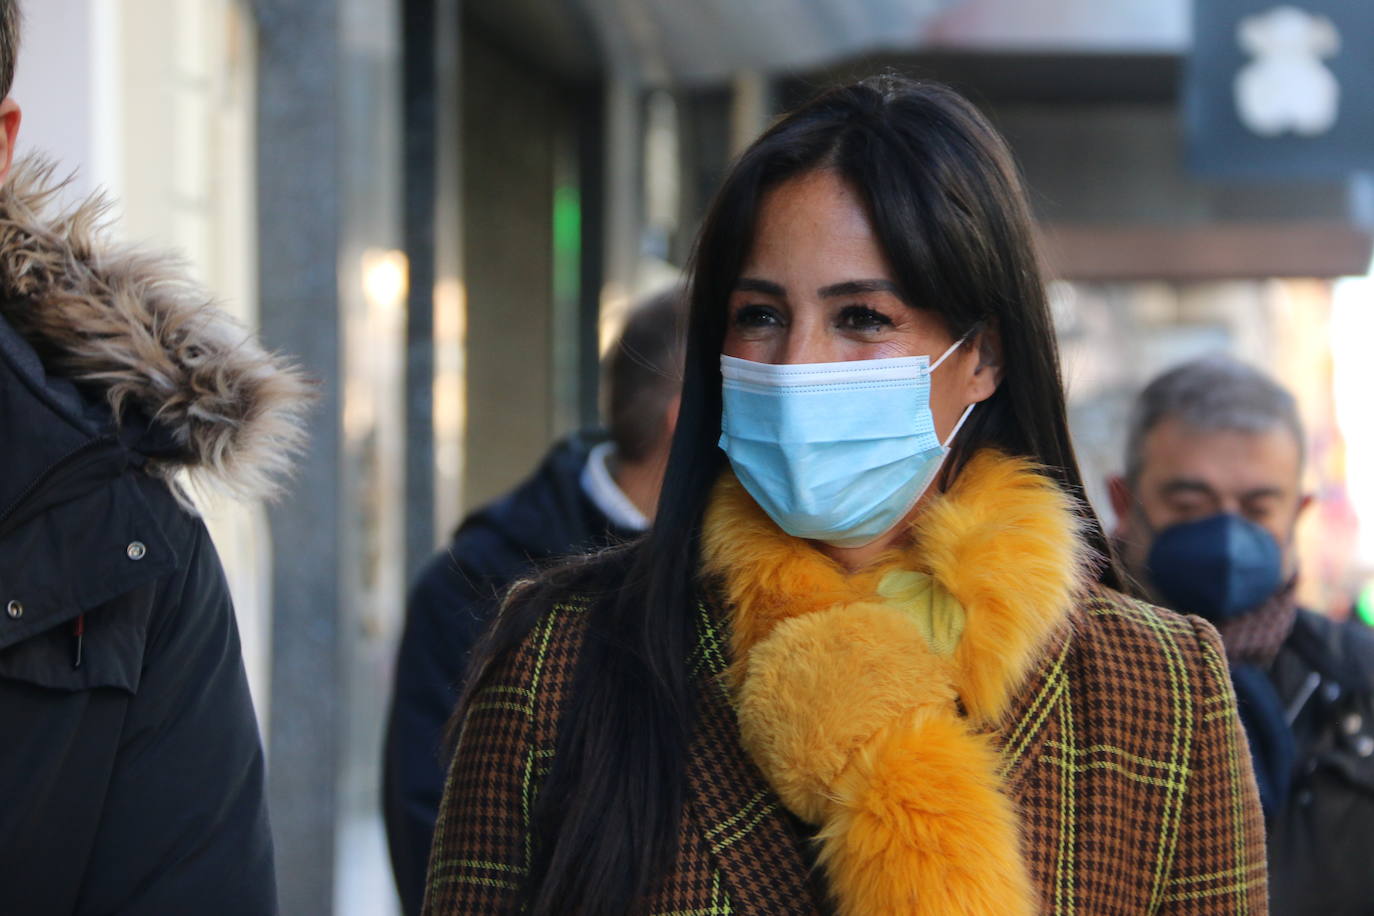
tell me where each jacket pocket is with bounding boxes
[0,473,176,693]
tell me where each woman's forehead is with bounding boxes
[740,172,892,282]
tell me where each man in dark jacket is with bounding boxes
[1111,355,1374,915]
[383,290,683,914]
[0,8,309,909]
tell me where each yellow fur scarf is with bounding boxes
[700,450,1092,915]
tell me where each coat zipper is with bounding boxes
[0,435,121,536]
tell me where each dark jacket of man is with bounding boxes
[1266,608,1374,915]
[383,433,636,915]
[0,159,308,915]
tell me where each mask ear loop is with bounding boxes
[929,330,979,448]
[942,402,976,449]
[928,333,970,373]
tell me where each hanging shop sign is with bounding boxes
[1186,1,1374,178]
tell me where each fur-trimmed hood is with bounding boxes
[0,157,311,501]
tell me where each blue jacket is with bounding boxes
[382,433,636,915]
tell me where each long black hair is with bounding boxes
[454,76,1124,915]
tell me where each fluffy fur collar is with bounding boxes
[700,450,1092,914]
[702,449,1092,723]
[0,157,310,501]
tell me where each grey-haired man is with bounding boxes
[1110,355,1374,915]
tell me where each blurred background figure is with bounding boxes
[382,287,682,914]
[1110,356,1374,915]
[16,0,1374,912]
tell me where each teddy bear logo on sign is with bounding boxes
[1235,5,1340,136]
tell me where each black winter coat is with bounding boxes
[382,433,636,915]
[0,159,309,915]
[1267,608,1374,915]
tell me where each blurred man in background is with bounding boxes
[1111,356,1374,915]
[383,288,683,914]
[0,1,307,912]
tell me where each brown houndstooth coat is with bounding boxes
[424,456,1267,914]
[424,585,1267,914]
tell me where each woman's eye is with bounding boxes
[733,305,781,329]
[837,305,893,332]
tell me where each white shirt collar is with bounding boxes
[580,440,650,532]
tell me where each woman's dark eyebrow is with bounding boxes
[819,279,901,298]
[733,278,904,300]
[734,277,786,296]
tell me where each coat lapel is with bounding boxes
[996,615,1072,792]
[682,600,830,914]
[992,613,1074,915]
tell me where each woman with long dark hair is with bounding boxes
[423,77,1266,915]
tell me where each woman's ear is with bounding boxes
[965,321,1003,404]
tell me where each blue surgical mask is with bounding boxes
[718,339,974,548]
[1145,513,1283,622]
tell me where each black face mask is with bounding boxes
[1144,513,1283,623]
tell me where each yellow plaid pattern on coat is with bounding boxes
[423,584,1267,914]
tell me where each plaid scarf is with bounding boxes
[1213,578,1299,667]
